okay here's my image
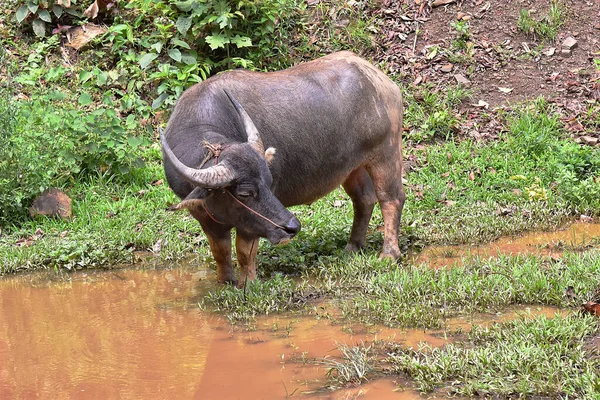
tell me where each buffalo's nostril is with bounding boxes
[284,217,301,235]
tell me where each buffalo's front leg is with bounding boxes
[189,209,236,284]
[235,230,259,288]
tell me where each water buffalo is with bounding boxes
[161,51,405,286]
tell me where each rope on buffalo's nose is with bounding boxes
[225,190,287,230]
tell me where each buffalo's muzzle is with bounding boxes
[283,217,301,237]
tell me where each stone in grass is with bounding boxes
[29,188,72,220]
[560,49,572,58]
[580,135,599,146]
[454,73,471,86]
[562,36,578,50]
[440,64,454,73]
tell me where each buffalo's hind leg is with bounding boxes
[189,209,236,285]
[235,230,259,288]
[342,167,378,253]
[366,157,406,260]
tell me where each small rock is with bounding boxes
[432,0,455,7]
[580,135,599,146]
[562,36,578,50]
[454,73,471,86]
[29,188,72,220]
[153,239,163,253]
[543,47,556,56]
[560,49,572,58]
[457,12,466,20]
[580,214,594,223]
[440,63,454,73]
[462,15,472,21]
[333,200,345,208]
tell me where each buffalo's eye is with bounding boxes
[236,191,254,199]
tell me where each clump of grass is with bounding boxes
[0,156,203,274]
[517,1,564,41]
[386,314,600,397]
[324,252,600,328]
[403,84,470,143]
[317,342,377,389]
[203,274,308,322]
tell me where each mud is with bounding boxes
[0,266,434,399]
[412,222,600,268]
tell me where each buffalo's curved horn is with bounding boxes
[159,127,235,188]
[223,89,264,153]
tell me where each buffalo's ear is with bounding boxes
[167,187,210,211]
[264,147,276,165]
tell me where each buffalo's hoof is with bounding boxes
[218,277,238,286]
[344,243,365,253]
[379,250,401,260]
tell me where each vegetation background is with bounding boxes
[1,0,600,396]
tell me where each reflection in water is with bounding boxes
[0,267,431,399]
[413,222,600,268]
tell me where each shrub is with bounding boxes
[0,88,148,227]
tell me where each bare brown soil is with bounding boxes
[368,0,600,140]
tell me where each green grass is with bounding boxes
[202,273,309,322]
[0,150,207,274]
[517,1,565,41]
[386,314,600,397]
[335,252,600,328]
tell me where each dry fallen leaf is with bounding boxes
[498,87,513,93]
[472,100,489,109]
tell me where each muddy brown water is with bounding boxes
[413,222,600,268]
[0,266,435,399]
[1,223,596,399]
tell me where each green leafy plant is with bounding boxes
[0,88,149,227]
[15,0,82,37]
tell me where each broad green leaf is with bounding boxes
[138,53,158,69]
[79,70,93,83]
[52,4,64,18]
[78,91,92,106]
[96,71,109,86]
[231,35,252,48]
[216,13,231,29]
[168,48,182,62]
[176,16,192,35]
[128,136,142,147]
[150,42,163,53]
[27,1,39,14]
[65,8,81,17]
[180,52,197,65]
[205,33,229,50]
[16,5,29,23]
[108,70,119,81]
[175,0,194,12]
[152,93,168,109]
[32,19,46,37]
[171,38,190,49]
[37,9,51,22]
